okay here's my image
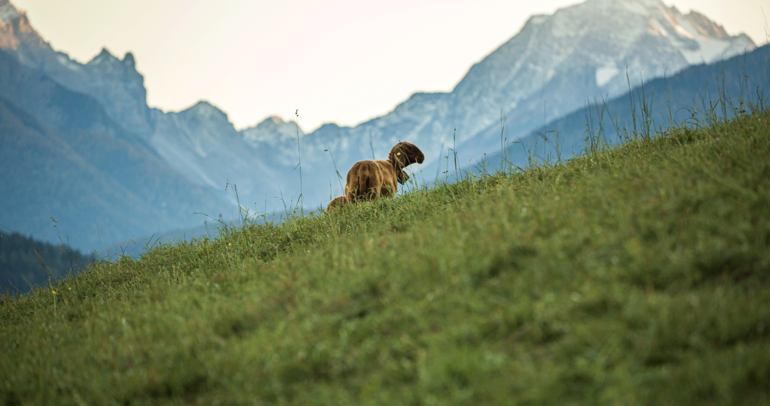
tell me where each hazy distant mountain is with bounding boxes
[0,49,135,136]
[435,0,756,163]
[0,50,231,251]
[242,116,307,166]
[0,0,310,211]
[0,0,760,250]
[0,0,153,136]
[149,101,284,205]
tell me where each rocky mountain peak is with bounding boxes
[457,0,754,99]
[0,0,17,25]
[0,1,41,47]
[122,52,135,68]
[88,48,118,64]
[2,2,70,53]
[585,0,662,10]
[241,115,304,147]
[683,10,729,39]
[0,3,154,138]
[84,47,142,77]
[181,101,230,123]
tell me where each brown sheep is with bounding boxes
[344,141,424,202]
[326,195,349,211]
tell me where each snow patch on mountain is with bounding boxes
[657,5,694,39]
[680,38,732,64]
[596,63,620,87]
[644,4,753,66]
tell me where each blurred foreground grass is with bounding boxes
[1,109,769,405]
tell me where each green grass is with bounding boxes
[1,108,769,405]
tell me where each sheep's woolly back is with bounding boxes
[345,160,392,201]
[342,141,425,204]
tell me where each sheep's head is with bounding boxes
[388,142,424,183]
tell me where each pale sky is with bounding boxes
[11,0,770,132]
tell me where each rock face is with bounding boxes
[0,3,153,137]
[0,0,758,243]
[438,0,756,163]
[0,51,231,251]
[149,101,285,207]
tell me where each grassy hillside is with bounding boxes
[1,106,769,405]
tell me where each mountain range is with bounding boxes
[0,49,231,251]
[0,0,759,252]
[483,43,770,175]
